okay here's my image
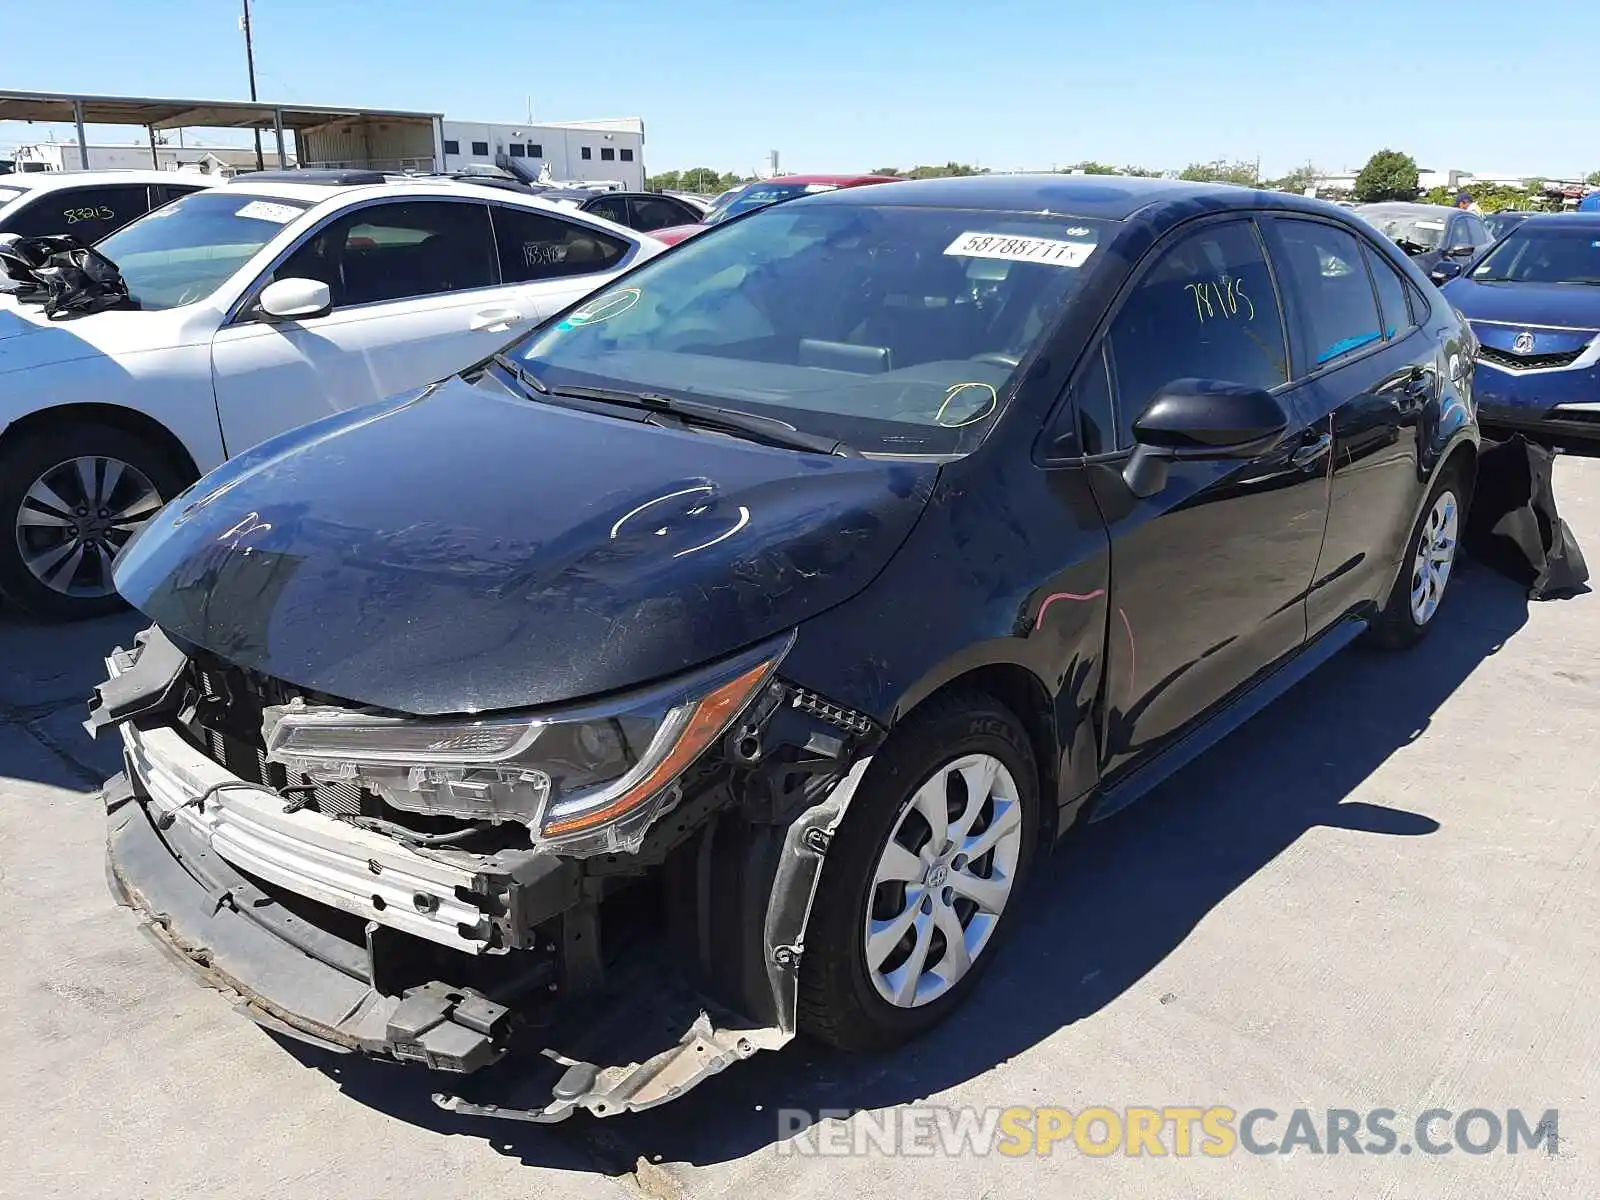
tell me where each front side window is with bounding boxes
[1106,220,1288,446]
[491,205,628,282]
[273,199,496,308]
[1447,218,1476,250]
[515,204,1111,455]
[5,184,150,242]
[1272,219,1385,369]
[1470,225,1600,285]
[95,189,311,310]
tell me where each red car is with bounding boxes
[648,173,902,245]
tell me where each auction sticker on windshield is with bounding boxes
[235,200,304,224]
[945,231,1096,267]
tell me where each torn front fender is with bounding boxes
[430,755,877,1123]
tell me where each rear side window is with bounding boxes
[629,195,695,231]
[1364,244,1414,338]
[275,199,496,308]
[3,184,151,242]
[582,195,629,226]
[491,206,629,282]
[1271,219,1384,370]
[1106,219,1288,446]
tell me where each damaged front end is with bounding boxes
[91,625,881,1121]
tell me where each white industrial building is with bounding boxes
[438,118,646,188]
[0,90,645,187]
[9,141,292,175]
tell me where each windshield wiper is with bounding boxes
[546,383,859,457]
[489,351,549,395]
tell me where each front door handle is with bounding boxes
[470,307,524,333]
[1290,432,1333,469]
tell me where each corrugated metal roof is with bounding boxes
[0,89,440,131]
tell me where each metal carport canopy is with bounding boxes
[0,89,442,169]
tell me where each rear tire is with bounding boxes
[1365,465,1463,651]
[0,422,187,621]
[797,690,1040,1052]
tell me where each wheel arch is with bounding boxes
[891,658,1063,845]
[1,403,203,485]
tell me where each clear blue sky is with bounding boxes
[2,0,1596,179]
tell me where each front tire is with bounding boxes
[0,422,186,621]
[797,690,1040,1052]
[1366,465,1463,650]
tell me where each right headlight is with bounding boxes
[261,635,790,856]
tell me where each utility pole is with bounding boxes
[241,0,264,171]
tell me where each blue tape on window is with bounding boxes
[1317,330,1383,365]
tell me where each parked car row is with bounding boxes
[83,173,1481,1124]
[0,169,666,617]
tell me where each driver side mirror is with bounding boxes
[1430,259,1464,284]
[1447,243,1477,258]
[1122,379,1288,499]
[257,277,332,322]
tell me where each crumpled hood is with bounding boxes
[1445,278,1600,331]
[114,377,940,714]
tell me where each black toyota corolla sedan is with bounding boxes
[90,176,1478,1122]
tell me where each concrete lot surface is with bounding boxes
[4,459,1599,1200]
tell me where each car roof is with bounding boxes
[1517,212,1600,226]
[0,169,209,192]
[751,173,901,187]
[1354,201,1459,216]
[214,177,651,240]
[799,173,1349,223]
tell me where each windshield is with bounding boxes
[513,203,1112,454]
[1484,211,1530,239]
[1362,210,1447,251]
[95,190,311,310]
[705,181,847,226]
[1470,225,1600,284]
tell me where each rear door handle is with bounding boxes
[470,307,524,333]
[1290,432,1333,469]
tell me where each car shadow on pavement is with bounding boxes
[280,562,1531,1175]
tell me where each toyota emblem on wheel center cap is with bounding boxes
[1513,331,1536,355]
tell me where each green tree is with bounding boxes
[1061,160,1120,175]
[1270,162,1320,194]
[1120,165,1167,178]
[1178,159,1260,186]
[1585,169,1600,187]
[1354,150,1419,203]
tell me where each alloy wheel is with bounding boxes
[1409,488,1459,626]
[863,753,1025,1009]
[15,456,163,599]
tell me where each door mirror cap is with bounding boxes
[1123,379,1288,499]
[1447,243,1477,258]
[258,277,332,321]
[1430,259,1464,284]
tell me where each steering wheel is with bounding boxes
[969,351,1020,369]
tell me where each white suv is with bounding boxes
[0,171,665,619]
